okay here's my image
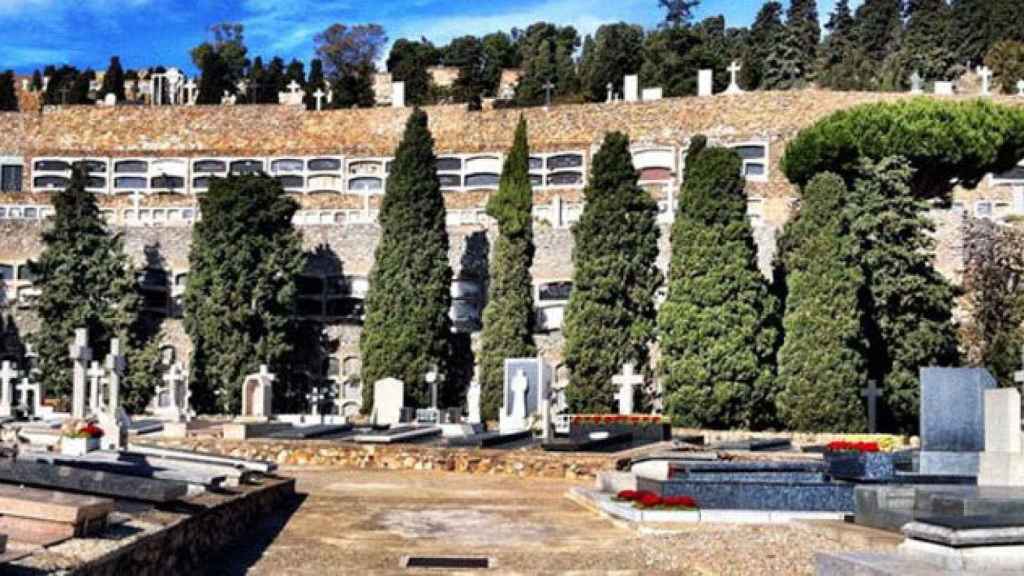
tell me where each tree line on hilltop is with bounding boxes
[3,0,1023,113]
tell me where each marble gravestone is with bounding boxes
[500,357,552,435]
[697,69,713,97]
[0,361,18,418]
[240,365,275,421]
[371,378,404,427]
[979,388,1024,487]
[919,367,997,476]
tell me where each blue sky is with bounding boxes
[0,0,855,74]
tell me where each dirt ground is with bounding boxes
[205,468,897,576]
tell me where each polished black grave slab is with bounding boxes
[445,430,533,449]
[265,424,353,440]
[0,460,189,503]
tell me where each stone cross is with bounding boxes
[510,369,529,423]
[69,328,92,419]
[862,380,883,433]
[306,386,325,417]
[543,80,555,109]
[100,338,129,450]
[16,378,40,416]
[87,361,105,415]
[1017,80,1024,98]
[910,71,923,95]
[612,363,644,415]
[155,363,187,421]
[287,80,301,94]
[426,366,439,410]
[978,65,993,96]
[724,61,744,95]
[314,88,325,111]
[0,361,18,417]
[105,338,125,413]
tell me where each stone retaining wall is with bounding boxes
[70,477,296,576]
[147,438,619,481]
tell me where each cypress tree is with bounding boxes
[776,173,869,432]
[360,109,453,409]
[818,0,863,90]
[31,70,42,92]
[28,165,156,407]
[578,23,646,102]
[0,71,17,112]
[183,175,305,413]
[658,144,779,429]
[100,56,126,102]
[848,157,960,432]
[197,50,230,105]
[786,0,821,82]
[741,2,785,90]
[889,0,959,88]
[305,59,326,110]
[563,132,661,413]
[479,117,536,421]
[852,0,904,89]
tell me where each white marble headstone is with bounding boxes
[698,69,714,97]
[500,357,552,435]
[372,378,404,426]
[623,75,639,102]
[934,81,955,96]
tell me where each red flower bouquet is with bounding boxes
[826,440,880,454]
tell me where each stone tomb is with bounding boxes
[918,367,996,477]
[240,365,275,421]
[499,357,552,435]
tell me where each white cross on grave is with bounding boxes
[87,361,105,415]
[16,378,41,417]
[862,380,883,433]
[306,386,325,417]
[314,88,325,111]
[287,80,301,94]
[0,361,19,417]
[99,338,129,450]
[725,60,744,95]
[978,65,993,96]
[612,363,644,415]
[69,328,92,419]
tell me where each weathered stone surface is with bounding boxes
[0,460,188,503]
[0,484,112,524]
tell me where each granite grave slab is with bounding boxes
[0,460,188,503]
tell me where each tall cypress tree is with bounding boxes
[197,50,230,105]
[100,56,126,102]
[360,109,453,409]
[658,144,779,429]
[776,173,869,432]
[479,117,536,421]
[184,175,305,413]
[741,2,785,90]
[818,0,862,90]
[563,132,661,413]
[305,59,326,110]
[848,157,960,432]
[787,0,821,81]
[0,71,17,111]
[890,0,958,87]
[29,165,155,407]
[853,0,904,89]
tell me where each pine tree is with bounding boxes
[197,50,230,105]
[776,173,869,432]
[387,40,438,106]
[578,23,645,102]
[331,63,375,108]
[889,0,959,88]
[658,144,779,429]
[479,117,536,421]
[563,132,661,413]
[360,109,453,410]
[762,25,810,89]
[786,0,821,82]
[28,165,153,407]
[446,36,486,110]
[852,0,904,89]
[818,0,862,90]
[0,71,17,111]
[264,57,286,103]
[848,157,960,432]
[741,2,785,90]
[305,59,326,110]
[183,175,305,413]
[100,56,126,102]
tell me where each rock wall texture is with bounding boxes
[152,437,618,481]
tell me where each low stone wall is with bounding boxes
[147,438,619,481]
[70,477,296,576]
